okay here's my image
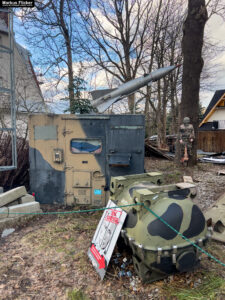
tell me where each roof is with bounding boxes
[199,89,225,127]
[0,98,48,113]
[15,43,44,101]
[0,11,44,102]
[0,10,8,34]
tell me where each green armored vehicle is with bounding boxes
[110,172,210,282]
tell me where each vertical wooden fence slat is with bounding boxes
[198,131,225,152]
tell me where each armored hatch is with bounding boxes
[110,172,210,283]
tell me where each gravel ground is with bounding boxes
[144,157,225,211]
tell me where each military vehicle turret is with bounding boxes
[110,172,210,282]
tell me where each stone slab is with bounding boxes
[20,194,35,204]
[0,210,43,231]
[7,200,20,207]
[0,207,8,219]
[176,182,196,189]
[0,186,27,208]
[0,187,3,194]
[183,176,193,183]
[8,202,41,218]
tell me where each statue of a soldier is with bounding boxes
[179,117,195,164]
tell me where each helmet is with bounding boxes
[183,117,190,125]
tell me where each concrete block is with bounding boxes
[8,202,41,218]
[20,194,35,204]
[0,187,3,194]
[7,200,20,207]
[0,207,8,219]
[0,186,27,208]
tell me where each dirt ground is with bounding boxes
[0,158,225,300]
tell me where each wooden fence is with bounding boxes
[198,130,225,152]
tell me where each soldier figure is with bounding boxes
[179,117,195,163]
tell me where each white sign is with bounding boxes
[87,200,127,280]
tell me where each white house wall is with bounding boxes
[208,109,225,122]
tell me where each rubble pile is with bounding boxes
[0,186,42,225]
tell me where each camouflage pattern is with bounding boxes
[110,173,210,282]
[29,114,145,206]
[179,117,195,162]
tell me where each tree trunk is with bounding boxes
[177,0,207,166]
[128,94,135,113]
[145,99,151,138]
[59,0,74,112]
[66,43,75,112]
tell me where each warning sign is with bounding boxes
[87,200,127,280]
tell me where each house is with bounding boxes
[0,9,46,136]
[198,89,225,152]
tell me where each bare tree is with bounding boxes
[138,0,184,146]
[17,0,76,110]
[74,0,154,113]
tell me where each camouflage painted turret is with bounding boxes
[110,172,210,283]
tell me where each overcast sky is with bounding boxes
[201,13,225,107]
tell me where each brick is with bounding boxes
[20,195,35,204]
[8,202,41,218]
[0,186,27,208]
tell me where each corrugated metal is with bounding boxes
[198,131,225,152]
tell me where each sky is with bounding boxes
[13,4,225,110]
[200,13,225,107]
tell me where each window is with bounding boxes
[70,139,102,154]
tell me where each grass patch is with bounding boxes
[167,273,225,300]
[164,171,182,184]
[67,289,90,300]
